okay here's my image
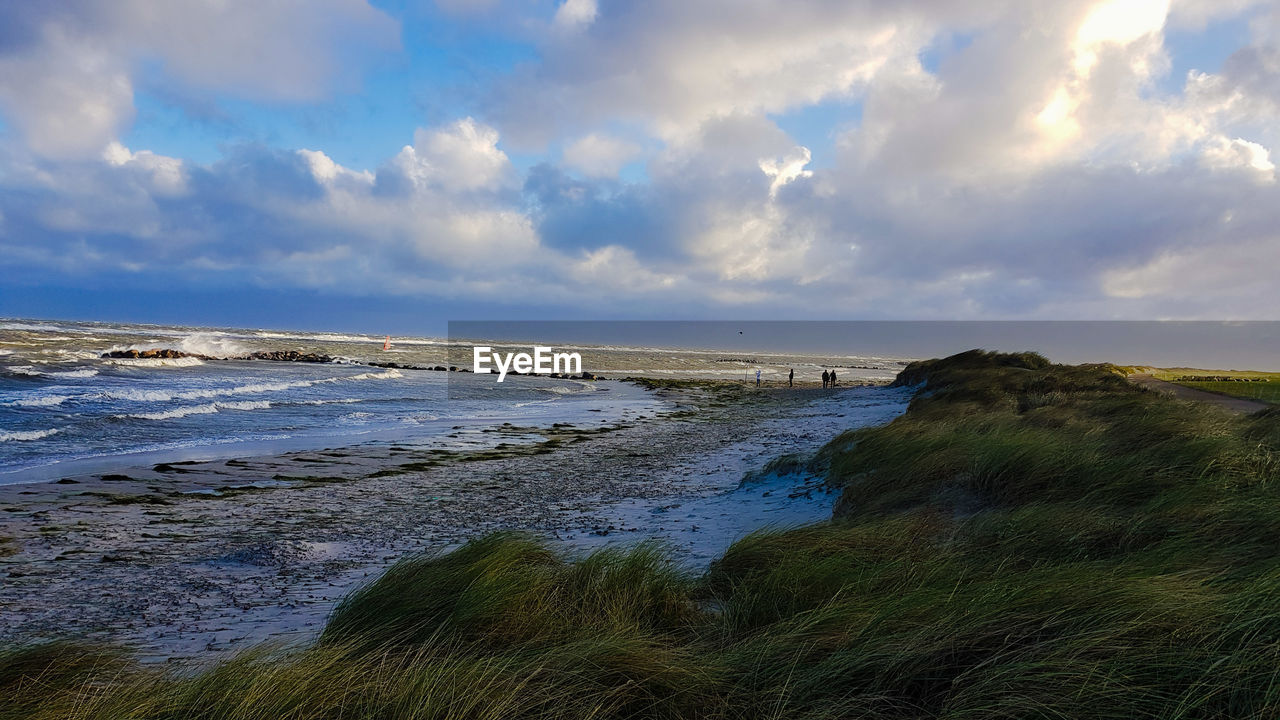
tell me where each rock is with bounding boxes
[101,348,206,360]
[579,371,597,380]
[246,350,335,363]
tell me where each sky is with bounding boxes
[0,0,1278,332]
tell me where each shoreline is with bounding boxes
[0,381,909,662]
[0,373,880,488]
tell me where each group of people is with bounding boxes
[754,367,839,387]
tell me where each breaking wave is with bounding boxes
[47,368,99,378]
[0,428,60,442]
[100,368,403,404]
[126,400,273,421]
[104,356,207,368]
[173,333,250,358]
[3,395,71,408]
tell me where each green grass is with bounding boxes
[1177,380,1280,405]
[1150,367,1280,405]
[6,350,1280,718]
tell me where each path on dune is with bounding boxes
[1127,374,1270,415]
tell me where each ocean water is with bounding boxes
[0,319,909,484]
[0,321,659,483]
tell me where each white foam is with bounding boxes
[341,369,403,382]
[0,322,65,332]
[127,400,272,421]
[173,333,250,358]
[105,388,176,402]
[298,398,362,405]
[104,356,206,368]
[99,368,403,405]
[48,368,98,378]
[5,365,42,376]
[0,428,59,442]
[4,395,71,408]
[174,379,317,400]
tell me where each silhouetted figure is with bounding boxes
[821,370,829,388]
[829,369,838,387]
[755,369,762,387]
[788,368,794,387]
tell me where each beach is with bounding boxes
[0,374,909,661]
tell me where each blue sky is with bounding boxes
[1,0,1278,331]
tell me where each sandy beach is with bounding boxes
[0,380,909,662]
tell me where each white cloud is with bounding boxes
[561,134,642,177]
[387,118,513,192]
[102,142,188,196]
[1199,136,1276,180]
[0,24,134,160]
[553,0,598,31]
[0,1,397,159]
[493,1,947,146]
[759,147,813,198]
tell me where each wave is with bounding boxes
[534,383,592,395]
[103,333,251,362]
[0,364,99,379]
[252,331,380,344]
[101,368,403,404]
[126,400,272,421]
[3,395,71,408]
[104,356,206,368]
[0,322,66,332]
[0,428,59,442]
[47,368,99,378]
[4,365,43,377]
[173,333,250,358]
[343,369,403,382]
[298,398,362,405]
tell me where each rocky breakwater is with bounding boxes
[102,348,214,360]
[245,350,334,363]
[102,349,335,363]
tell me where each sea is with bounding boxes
[0,318,908,484]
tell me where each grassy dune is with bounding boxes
[6,351,1280,719]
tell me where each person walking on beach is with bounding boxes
[829,369,837,387]
[788,368,794,387]
[756,369,762,387]
[821,369,829,388]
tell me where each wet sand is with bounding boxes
[0,380,909,662]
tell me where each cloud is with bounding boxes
[490,0,950,147]
[380,118,514,193]
[2,0,1280,320]
[0,0,398,159]
[561,134,642,177]
[760,147,813,198]
[553,0,599,31]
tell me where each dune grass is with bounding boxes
[5,350,1280,718]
